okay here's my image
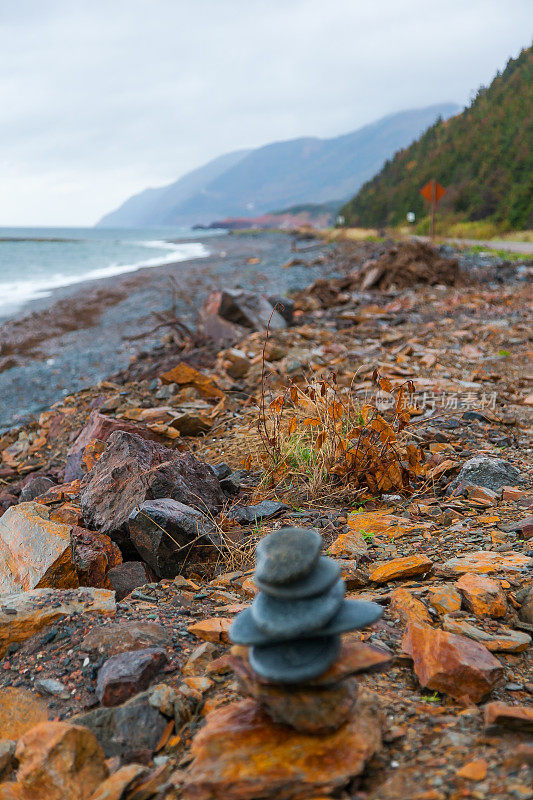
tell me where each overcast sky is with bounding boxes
[0,1,530,226]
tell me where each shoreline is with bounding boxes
[0,231,332,432]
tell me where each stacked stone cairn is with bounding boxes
[230,527,391,733]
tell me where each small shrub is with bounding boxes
[248,370,425,500]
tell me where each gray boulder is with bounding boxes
[73,692,168,762]
[215,289,286,331]
[128,498,220,578]
[447,456,522,495]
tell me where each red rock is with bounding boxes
[15,721,108,800]
[200,295,247,347]
[64,410,166,482]
[402,623,504,703]
[72,527,122,589]
[80,431,224,535]
[455,573,507,618]
[370,555,432,583]
[183,692,382,800]
[96,648,168,706]
[484,702,533,732]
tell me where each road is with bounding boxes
[416,236,533,255]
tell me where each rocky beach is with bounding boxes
[0,231,532,800]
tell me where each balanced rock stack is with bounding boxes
[230,526,384,683]
[183,529,391,798]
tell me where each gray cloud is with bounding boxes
[0,0,530,224]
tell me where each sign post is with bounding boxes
[420,179,446,239]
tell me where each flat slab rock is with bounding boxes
[82,621,171,657]
[442,613,531,653]
[80,430,224,535]
[0,587,116,658]
[228,501,290,526]
[182,692,382,800]
[439,550,533,576]
[484,702,533,733]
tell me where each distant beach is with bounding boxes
[0,231,333,432]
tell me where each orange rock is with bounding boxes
[440,550,532,576]
[390,588,432,625]
[328,530,367,558]
[15,721,108,800]
[241,578,257,597]
[455,573,507,618]
[0,588,116,658]
[502,486,528,502]
[0,503,78,594]
[71,527,122,589]
[183,693,382,800]
[188,618,231,644]
[50,502,82,526]
[183,676,214,693]
[402,623,504,704]
[0,689,48,741]
[346,510,417,541]
[442,614,531,652]
[160,363,224,399]
[0,784,25,799]
[370,555,433,584]
[427,585,462,615]
[484,702,533,732]
[456,758,488,781]
[87,764,147,800]
[183,643,218,676]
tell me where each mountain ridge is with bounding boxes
[97,103,459,228]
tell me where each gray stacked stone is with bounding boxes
[230,527,382,683]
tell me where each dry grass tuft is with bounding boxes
[238,368,425,505]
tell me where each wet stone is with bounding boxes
[255,527,321,585]
[252,578,345,639]
[249,636,341,684]
[230,527,382,683]
[254,555,340,599]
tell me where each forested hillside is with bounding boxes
[341,46,533,231]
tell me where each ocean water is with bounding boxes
[0,226,212,319]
